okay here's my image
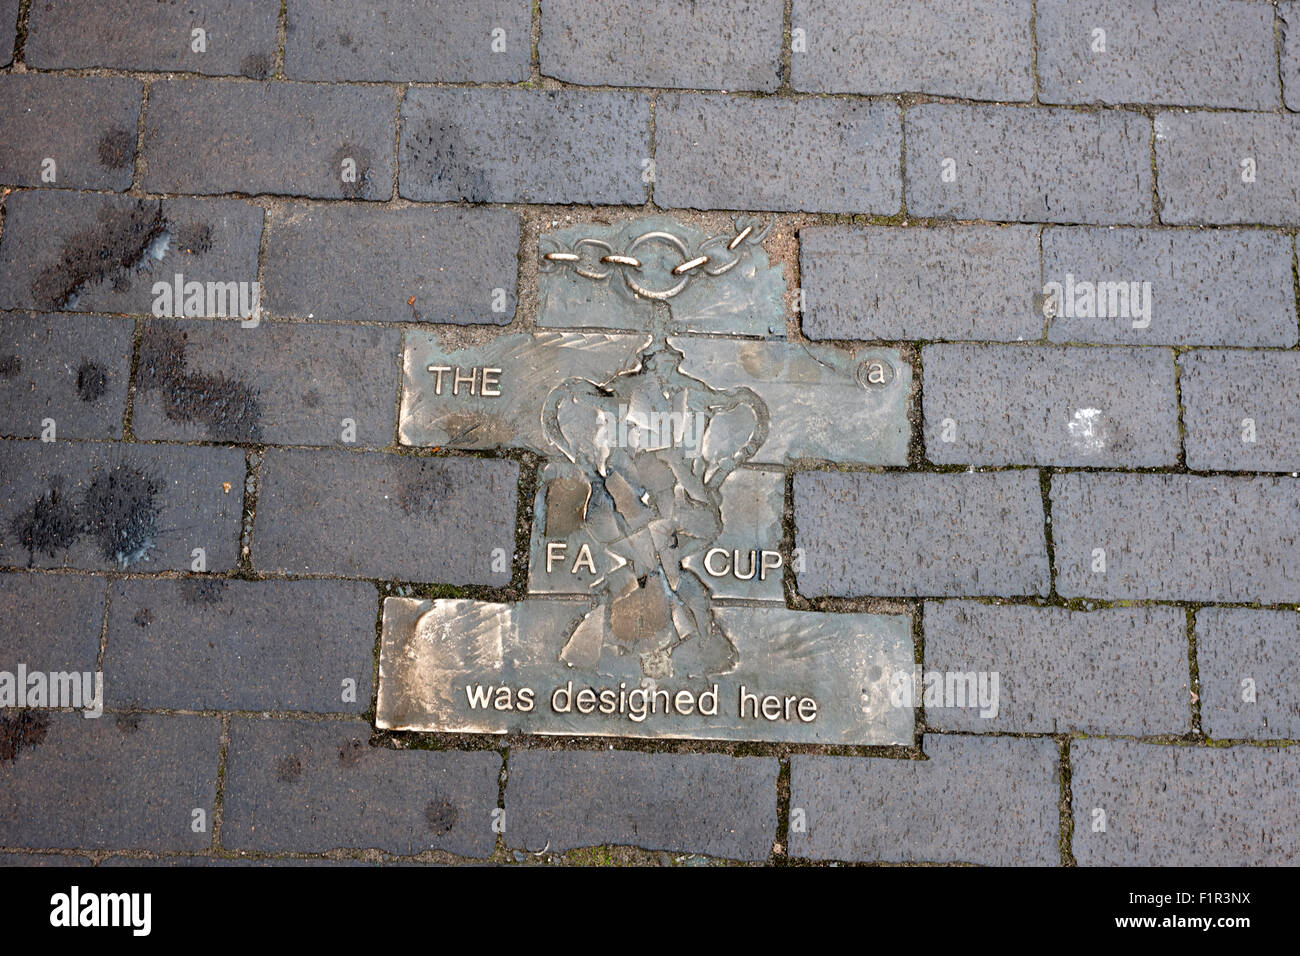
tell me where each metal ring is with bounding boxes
[727,223,754,250]
[623,231,691,300]
[699,234,741,276]
[573,238,615,280]
[672,255,710,276]
[601,254,642,269]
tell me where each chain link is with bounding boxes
[540,216,772,300]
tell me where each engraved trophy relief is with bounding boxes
[379,214,915,744]
[542,306,769,681]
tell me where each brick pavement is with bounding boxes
[0,0,1296,868]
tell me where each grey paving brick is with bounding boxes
[399,89,651,205]
[506,750,777,860]
[790,0,1033,101]
[104,578,376,713]
[0,713,219,851]
[1037,0,1278,109]
[0,853,92,866]
[655,95,901,214]
[262,204,518,325]
[1182,350,1300,472]
[0,75,141,191]
[1196,607,1300,740]
[286,0,530,82]
[1155,112,1300,225]
[1071,739,1300,865]
[541,0,783,91]
[132,319,401,446]
[800,225,1041,342]
[0,191,263,316]
[0,314,134,440]
[906,105,1152,224]
[0,441,245,573]
[252,448,518,583]
[0,572,105,673]
[0,0,15,66]
[222,718,500,857]
[1052,473,1300,603]
[1043,227,1297,347]
[789,737,1060,864]
[25,0,280,76]
[1285,3,1300,112]
[923,344,1179,467]
[794,470,1049,598]
[98,855,383,867]
[143,80,396,200]
[923,601,1189,735]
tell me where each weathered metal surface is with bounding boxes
[376,597,915,745]
[383,216,915,744]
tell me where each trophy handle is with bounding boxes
[702,384,770,489]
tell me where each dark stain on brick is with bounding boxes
[132,607,154,628]
[0,355,21,378]
[179,577,226,605]
[276,754,303,782]
[81,465,163,567]
[397,464,450,515]
[75,360,108,402]
[10,465,162,568]
[30,200,169,310]
[239,52,272,79]
[115,712,141,734]
[10,477,81,563]
[96,127,136,171]
[425,798,458,835]
[173,222,213,256]
[0,711,50,762]
[138,323,263,442]
[330,144,373,200]
[337,737,366,768]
